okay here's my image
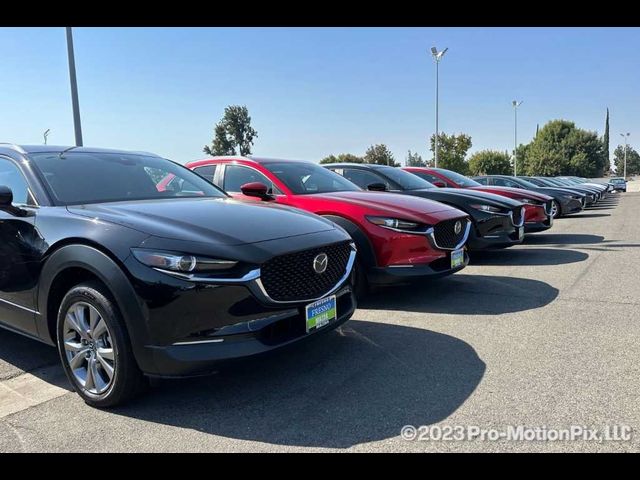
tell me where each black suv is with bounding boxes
[0,145,356,407]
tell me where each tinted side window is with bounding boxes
[0,158,30,204]
[193,165,217,184]
[342,169,391,190]
[413,172,441,183]
[224,165,275,193]
[493,178,518,187]
[474,177,488,185]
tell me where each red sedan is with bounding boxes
[402,167,554,233]
[186,157,472,294]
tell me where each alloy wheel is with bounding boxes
[63,302,116,395]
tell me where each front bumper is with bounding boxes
[524,216,553,233]
[142,286,355,378]
[466,211,523,250]
[368,250,470,285]
[560,198,584,216]
[122,244,357,377]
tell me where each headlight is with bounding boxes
[366,216,425,232]
[470,204,503,213]
[516,198,539,205]
[132,249,238,273]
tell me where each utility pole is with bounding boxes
[66,27,83,146]
[43,129,50,145]
[430,46,448,167]
[620,133,630,179]
[512,100,523,176]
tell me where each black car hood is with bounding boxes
[67,197,337,246]
[405,188,523,209]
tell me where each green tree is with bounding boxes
[428,133,472,174]
[364,144,399,166]
[405,150,425,167]
[320,153,364,164]
[204,123,235,156]
[518,120,606,177]
[203,105,257,156]
[613,144,640,176]
[603,108,610,172]
[468,150,513,175]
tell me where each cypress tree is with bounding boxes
[603,108,610,172]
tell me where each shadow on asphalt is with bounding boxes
[522,233,605,245]
[105,320,485,448]
[361,274,558,315]
[568,213,610,218]
[470,248,588,266]
[0,329,70,391]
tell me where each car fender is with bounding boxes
[37,244,150,363]
[321,215,377,268]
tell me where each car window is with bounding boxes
[342,168,391,190]
[263,162,360,195]
[0,158,30,205]
[29,152,226,205]
[193,165,216,183]
[223,165,278,194]
[474,177,489,185]
[412,171,442,184]
[493,177,520,188]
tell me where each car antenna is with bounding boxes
[59,146,79,159]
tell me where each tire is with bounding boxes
[551,200,561,219]
[56,281,145,408]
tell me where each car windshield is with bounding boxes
[611,178,625,183]
[29,151,227,205]
[374,166,434,190]
[263,161,361,195]
[436,168,481,187]
[524,177,547,186]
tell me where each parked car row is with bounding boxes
[0,144,614,407]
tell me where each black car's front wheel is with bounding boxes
[550,200,561,219]
[57,281,144,408]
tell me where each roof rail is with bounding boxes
[0,143,27,154]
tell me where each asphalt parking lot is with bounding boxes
[1,187,638,452]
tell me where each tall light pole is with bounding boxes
[431,46,448,168]
[512,100,523,176]
[66,27,83,147]
[620,133,630,179]
[43,129,50,145]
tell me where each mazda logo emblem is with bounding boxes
[454,220,462,235]
[313,253,328,274]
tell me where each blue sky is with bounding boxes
[0,27,638,164]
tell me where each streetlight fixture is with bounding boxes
[620,132,631,179]
[512,100,523,176]
[431,46,448,168]
[43,129,50,145]
[65,27,83,147]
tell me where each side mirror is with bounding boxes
[367,183,387,192]
[0,186,13,207]
[432,181,446,188]
[240,182,274,201]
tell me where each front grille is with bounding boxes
[512,207,524,226]
[433,217,468,249]
[260,241,352,302]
